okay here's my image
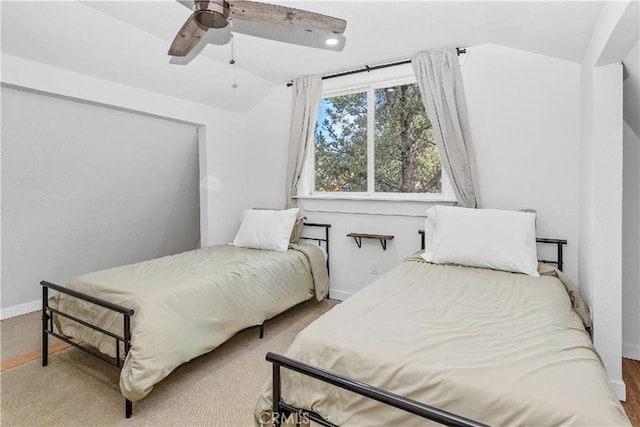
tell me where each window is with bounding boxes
[311,78,449,198]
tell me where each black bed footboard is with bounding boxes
[40,281,134,418]
[265,352,488,427]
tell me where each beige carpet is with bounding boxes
[0,299,338,426]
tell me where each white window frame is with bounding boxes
[300,76,455,202]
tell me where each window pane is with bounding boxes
[374,84,441,193]
[314,93,367,192]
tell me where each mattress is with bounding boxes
[51,243,328,401]
[255,255,629,426]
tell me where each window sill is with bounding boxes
[295,194,457,203]
[294,194,458,217]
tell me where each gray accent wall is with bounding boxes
[1,86,200,309]
[622,121,640,360]
[622,39,640,360]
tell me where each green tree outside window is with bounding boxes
[315,83,441,194]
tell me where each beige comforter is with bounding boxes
[255,256,629,426]
[51,243,328,401]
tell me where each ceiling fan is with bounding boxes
[169,0,347,59]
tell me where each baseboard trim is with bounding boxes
[623,343,640,361]
[609,377,627,401]
[1,300,41,320]
[328,289,353,301]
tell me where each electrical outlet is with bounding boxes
[370,261,379,275]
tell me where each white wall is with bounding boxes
[463,44,581,282]
[580,61,625,398]
[0,55,249,317]
[578,0,637,399]
[244,85,291,211]
[242,44,582,299]
[1,86,200,312]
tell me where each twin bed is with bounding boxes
[255,206,630,426]
[42,206,630,426]
[41,209,330,417]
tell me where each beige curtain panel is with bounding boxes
[412,49,478,208]
[285,75,323,208]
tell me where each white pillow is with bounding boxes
[422,214,437,262]
[232,208,299,252]
[422,206,539,276]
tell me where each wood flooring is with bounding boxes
[0,340,72,372]
[623,358,640,426]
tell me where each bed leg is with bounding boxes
[42,286,49,367]
[259,323,264,339]
[125,399,132,418]
[272,363,281,427]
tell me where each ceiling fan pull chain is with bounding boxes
[229,24,236,65]
[230,30,238,89]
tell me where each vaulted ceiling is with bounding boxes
[1,1,606,113]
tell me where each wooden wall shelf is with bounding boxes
[347,233,395,250]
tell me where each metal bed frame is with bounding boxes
[40,222,331,419]
[298,222,331,282]
[418,230,568,272]
[266,352,487,427]
[266,231,569,427]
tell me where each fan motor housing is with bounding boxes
[194,0,230,29]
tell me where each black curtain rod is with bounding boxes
[286,48,466,87]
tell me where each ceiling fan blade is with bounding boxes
[168,15,208,57]
[229,0,346,34]
[170,26,232,65]
[231,19,346,51]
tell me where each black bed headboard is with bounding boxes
[417,230,567,272]
[300,223,331,276]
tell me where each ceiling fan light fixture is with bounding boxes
[324,37,339,46]
[194,1,229,28]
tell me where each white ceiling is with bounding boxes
[1,1,605,113]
